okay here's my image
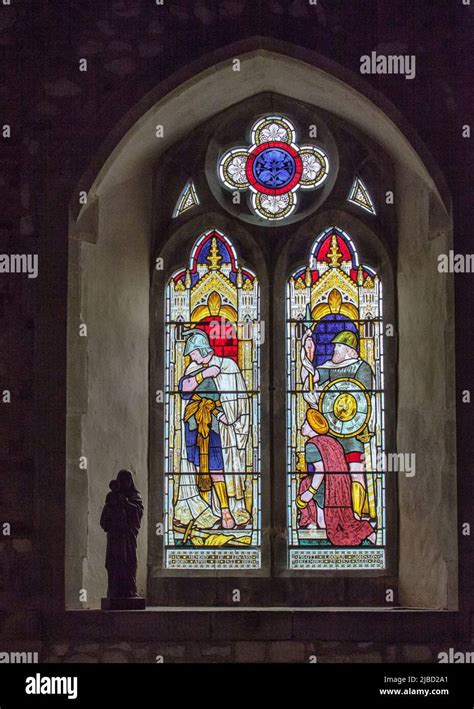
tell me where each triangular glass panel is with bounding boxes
[172,179,200,218]
[347,176,376,215]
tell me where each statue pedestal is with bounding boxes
[101,597,146,610]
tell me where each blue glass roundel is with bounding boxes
[252,148,296,189]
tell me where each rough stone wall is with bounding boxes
[0,637,471,664]
[38,641,472,664]
[0,0,471,660]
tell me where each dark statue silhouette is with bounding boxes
[100,469,146,610]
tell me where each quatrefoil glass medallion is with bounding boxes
[218,115,329,221]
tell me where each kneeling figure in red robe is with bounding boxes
[296,409,376,546]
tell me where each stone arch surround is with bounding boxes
[66,46,456,610]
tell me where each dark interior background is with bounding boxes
[0,0,472,662]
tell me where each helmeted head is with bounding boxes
[183,328,214,363]
[301,408,329,438]
[331,330,358,363]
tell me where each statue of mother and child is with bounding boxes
[100,468,146,610]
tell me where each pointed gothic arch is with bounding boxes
[66,43,455,610]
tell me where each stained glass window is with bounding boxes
[164,228,261,569]
[286,227,386,570]
[218,115,329,221]
[172,179,200,218]
[347,176,376,215]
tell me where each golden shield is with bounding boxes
[318,377,371,438]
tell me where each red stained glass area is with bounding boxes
[197,317,239,362]
[315,234,353,263]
